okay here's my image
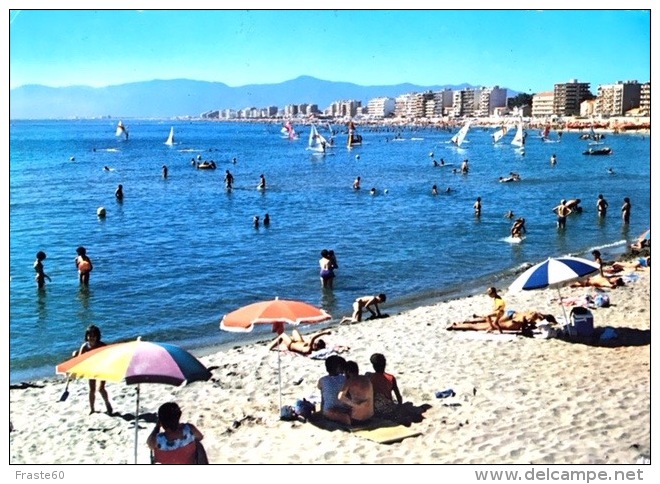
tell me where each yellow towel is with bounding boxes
[353,425,422,444]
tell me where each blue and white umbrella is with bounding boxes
[509,256,600,323]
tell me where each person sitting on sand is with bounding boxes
[365,353,402,417]
[147,402,204,465]
[630,231,649,252]
[340,294,387,323]
[447,311,557,332]
[485,287,506,333]
[337,361,374,425]
[268,329,330,355]
[317,355,349,424]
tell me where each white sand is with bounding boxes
[10,267,650,464]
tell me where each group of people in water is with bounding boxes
[34,246,94,289]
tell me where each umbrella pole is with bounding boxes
[278,348,282,416]
[557,287,570,328]
[134,383,140,465]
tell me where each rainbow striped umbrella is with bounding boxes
[56,338,211,463]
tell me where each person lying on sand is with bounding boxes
[447,311,557,332]
[269,329,330,355]
[605,257,650,273]
[571,274,624,289]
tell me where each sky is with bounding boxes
[7,8,651,94]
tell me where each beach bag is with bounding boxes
[295,399,316,420]
[594,293,610,308]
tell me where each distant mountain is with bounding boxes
[10,76,517,119]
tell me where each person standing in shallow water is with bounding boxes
[34,251,51,289]
[115,184,124,201]
[621,197,631,224]
[162,165,168,179]
[75,246,93,285]
[473,197,482,216]
[597,194,609,217]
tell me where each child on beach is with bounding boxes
[34,251,51,289]
[340,294,387,323]
[365,353,402,418]
[147,402,205,464]
[75,246,93,285]
[75,325,113,415]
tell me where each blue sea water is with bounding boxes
[9,120,650,382]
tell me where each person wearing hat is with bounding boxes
[552,199,572,229]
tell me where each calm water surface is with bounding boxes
[9,120,650,381]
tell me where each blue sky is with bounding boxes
[9,9,651,93]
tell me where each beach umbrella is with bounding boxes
[508,256,600,324]
[56,338,211,464]
[220,298,332,414]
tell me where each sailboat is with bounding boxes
[450,120,471,147]
[347,121,362,148]
[115,120,128,140]
[511,122,525,151]
[541,125,560,143]
[165,127,174,146]
[281,121,299,140]
[307,124,328,154]
[492,125,509,144]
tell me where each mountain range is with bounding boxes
[10,75,516,119]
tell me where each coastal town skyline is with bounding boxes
[9,9,651,96]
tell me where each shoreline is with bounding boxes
[9,240,632,384]
[10,247,650,464]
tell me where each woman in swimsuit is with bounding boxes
[319,249,335,289]
[268,329,330,355]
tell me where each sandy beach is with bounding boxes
[10,260,650,465]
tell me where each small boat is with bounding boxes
[307,124,329,154]
[511,122,525,150]
[583,147,612,156]
[347,120,362,148]
[197,161,217,170]
[115,120,128,140]
[165,127,175,146]
[450,120,471,147]
[491,125,509,144]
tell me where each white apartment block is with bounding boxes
[596,80,642,116]
[475,86,507,117]
[639,82,650,115]
[532,91,554,118]
[367,97,396,118]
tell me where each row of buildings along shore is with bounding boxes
[200,79,650,128]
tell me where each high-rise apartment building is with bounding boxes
[553,79,592,116]
[639,82,650,115]
[596,80,642,116]
[367,97,396,118]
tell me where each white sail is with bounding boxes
[492,126,508,143]
[451,120,471,147]
[511,123,525,148]
[165,127,174,146]
[115,121,128,139]
[307,125,328,153]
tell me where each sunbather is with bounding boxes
[571,274,624,289]
[269,329,330,355]
[447,311,557,332]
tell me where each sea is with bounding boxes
[9,119,651,382]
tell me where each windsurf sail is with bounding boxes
[115,121,128,140]
[542,125,551,140]
[307,125,328,153]
[511,122,525,148]
[492,125,508,143]
[347,120,362,148]
[165,127,174,146]
[281,120,298,140]
[450,120,471,147]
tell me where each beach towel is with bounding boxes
[452,332,518,342]
[621,273,640,284]
[308,415,422,444]
[309,345,350,360]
